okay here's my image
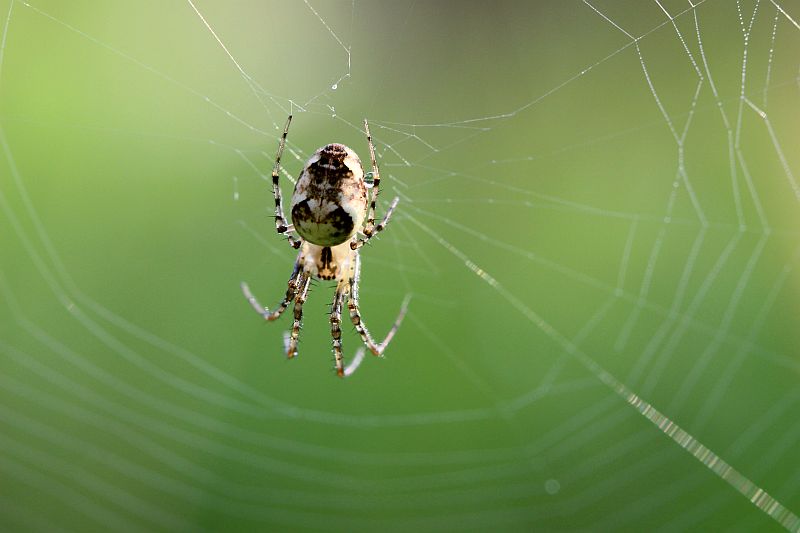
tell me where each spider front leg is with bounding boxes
[241,261,301,321]
[271,115,302,250]
[351,196,400,251]
[347,254,411,355]
[350,119,400,251]
[286,272,311,358]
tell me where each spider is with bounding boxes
[241,115,409,377]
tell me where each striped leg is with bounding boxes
[351,196,400,251]
[347,254,411,355]
[330,284,346,376]
[241,261,301,321]
[271,115,302,249]
[286,272,311,358]
[350,119,400,251]
[363,118,381,236]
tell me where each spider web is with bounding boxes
[1,0,799,530]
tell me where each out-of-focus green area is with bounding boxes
[1,1,798,531]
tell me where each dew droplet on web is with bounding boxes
[545,479,561,495]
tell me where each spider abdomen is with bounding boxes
[291,200,355,246]
[290,143,367,246]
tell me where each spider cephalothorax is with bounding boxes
[241,116,408,377]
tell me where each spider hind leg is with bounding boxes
[286,273,311,358]
[347,254,411,356]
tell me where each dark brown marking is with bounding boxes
[317,246,338,279]
[328,205,354,235]
[304,145,360,197]
[320,143,348,161]
[321,247,333,269]
[307,157,353,201]
[291,201,354,245]
[291,200,313,225]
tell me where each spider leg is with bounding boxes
[286,272,311,358]
[350,119,400,251]
[363,118,381,236]
[347,254,411,355]
[331,282,371,378]
[241,261,301,321]
[343,348,366,377]
[329,283,346,376]
[271,115,302,250]
[351,196,400,251]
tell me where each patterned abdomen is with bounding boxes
[290,143,367,246]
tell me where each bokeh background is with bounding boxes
[1,0,799,531]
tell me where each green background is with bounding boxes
[1,0,798,531]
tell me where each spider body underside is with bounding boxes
[242,116,408,377]
[291,142,366,248]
